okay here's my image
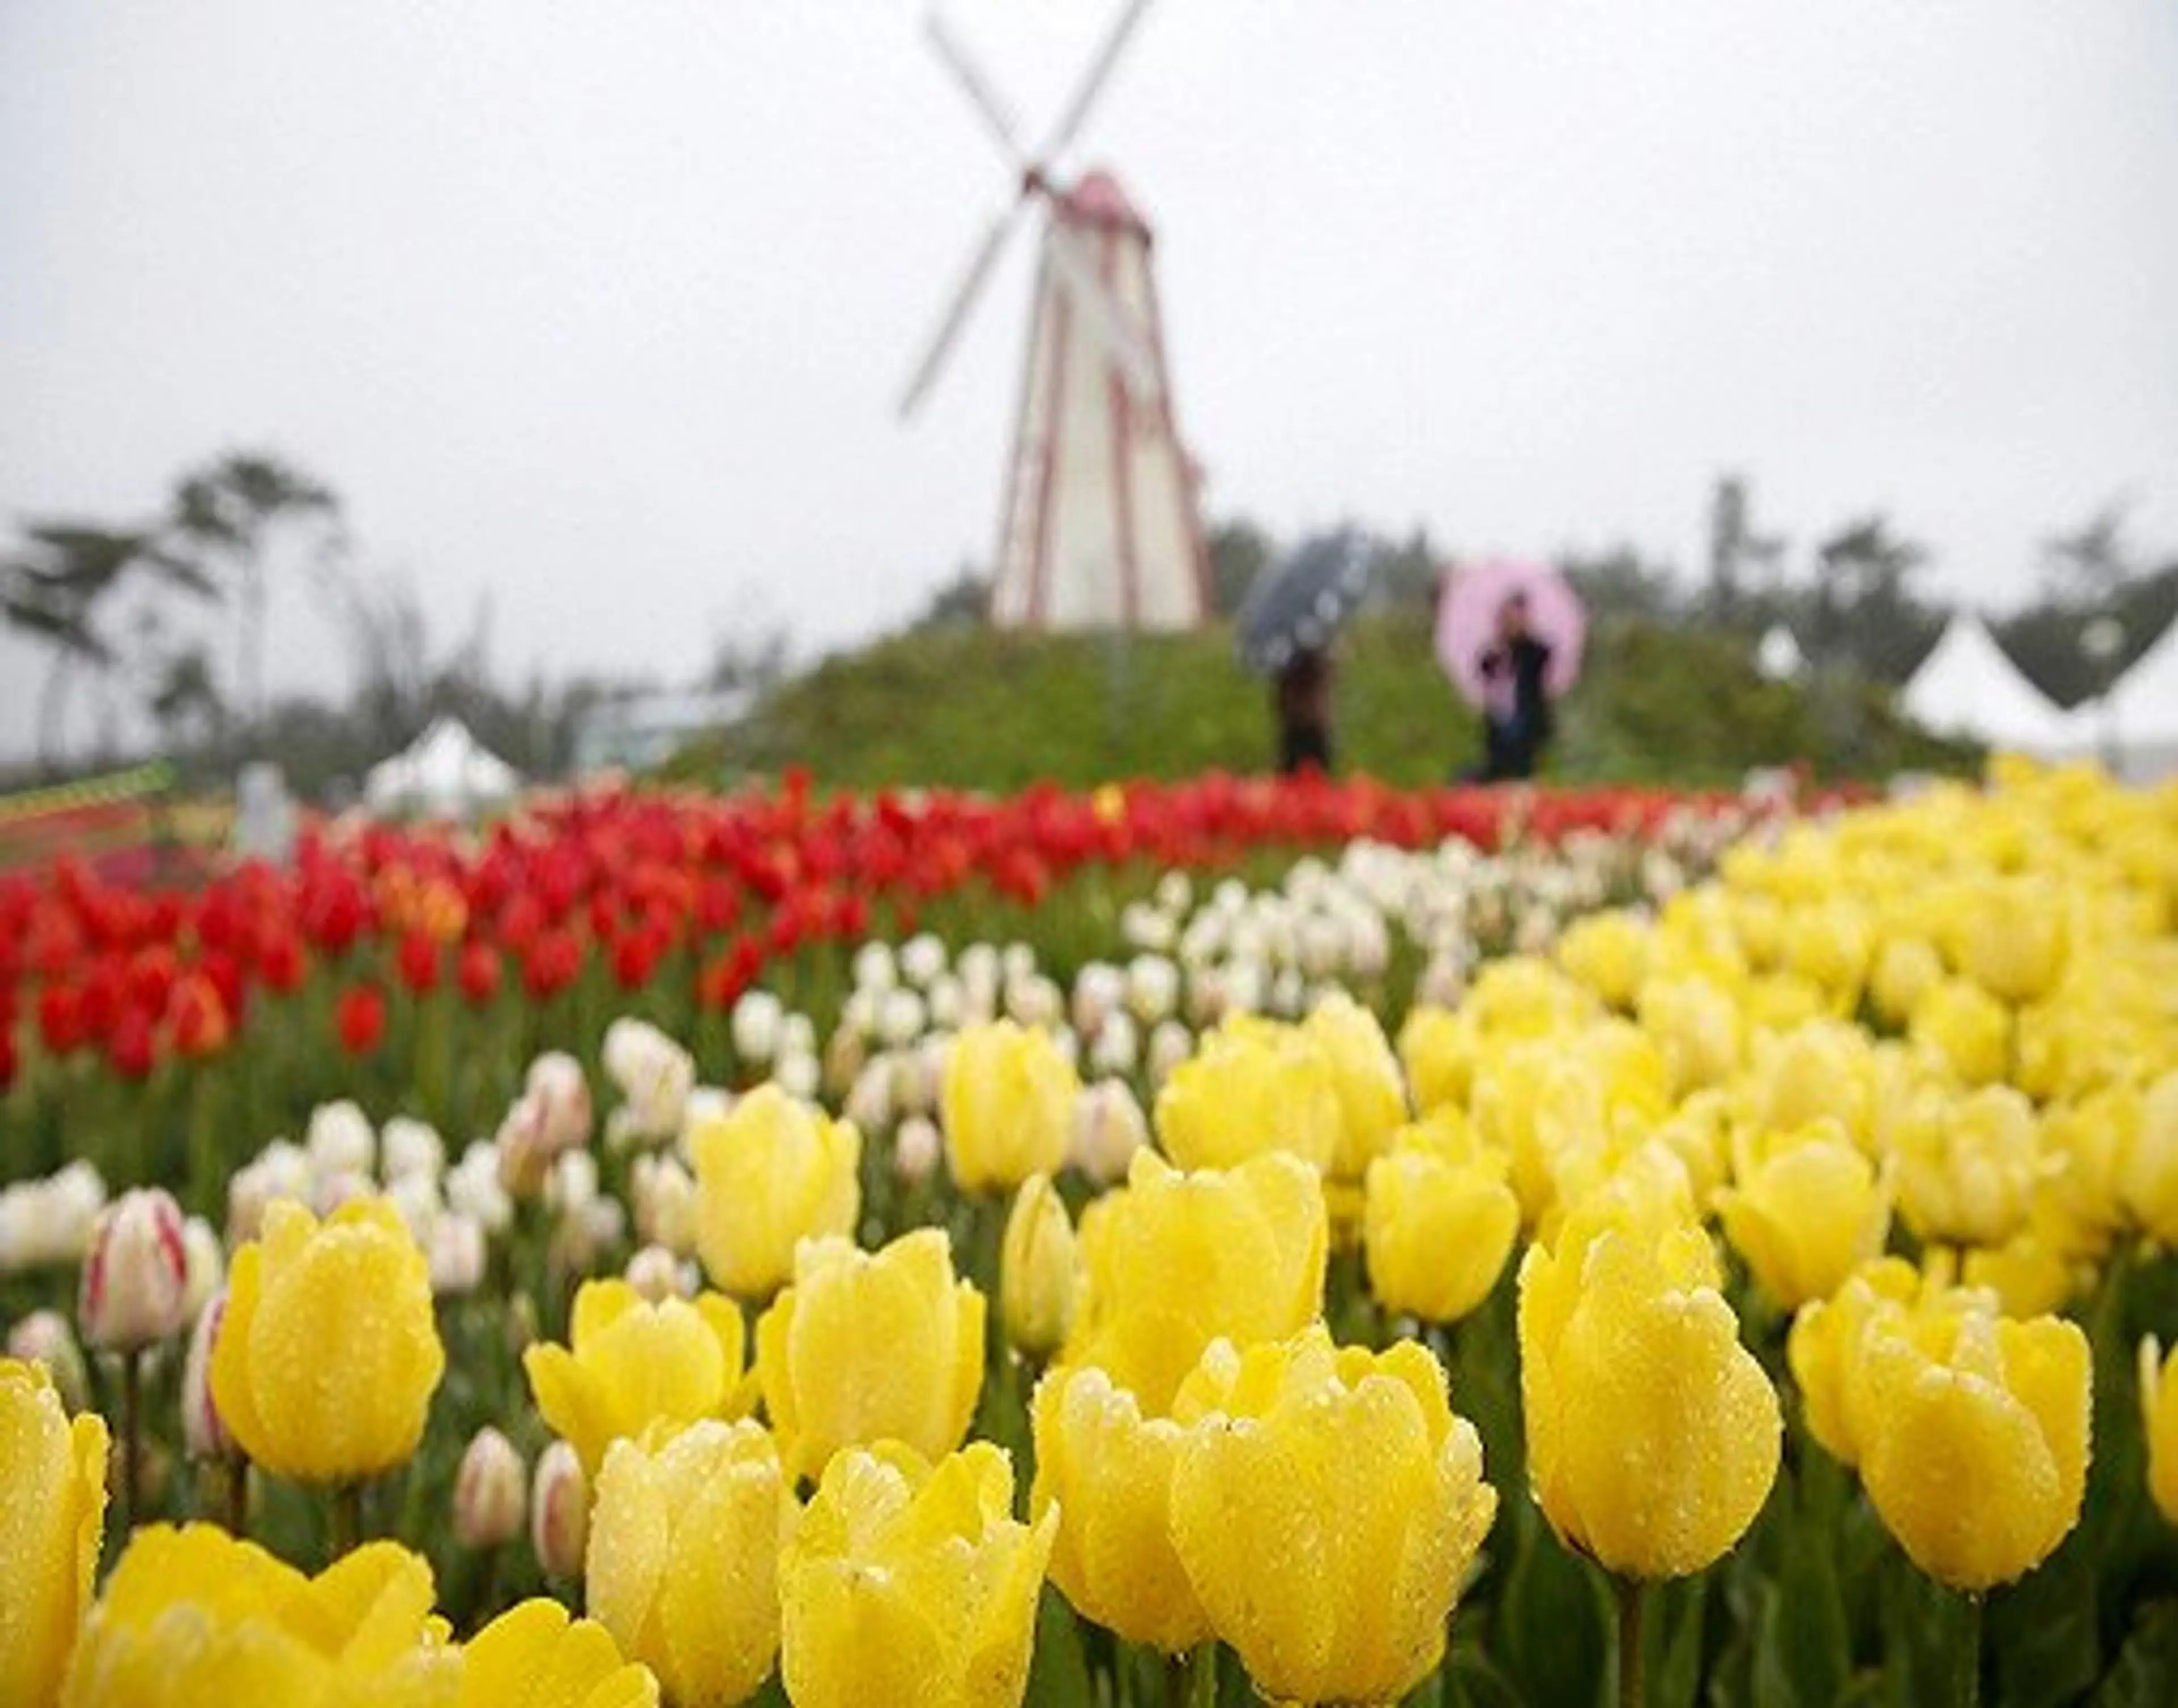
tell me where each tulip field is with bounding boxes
[9,760,2178,1706]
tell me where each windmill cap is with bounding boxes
[1060,169,1150,236]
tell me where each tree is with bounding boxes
[1,522,215,770]
[1703,475,1786,629]
[1808,513,1934,680]
[2038,501,2135,606]
[912,564,991,631]
[172,453,340,737]
[1561,546,1682,625]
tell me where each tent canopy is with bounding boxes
[364,718,521,819]
[1899,617,2073,754]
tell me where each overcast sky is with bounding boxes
[5,1,2176,756]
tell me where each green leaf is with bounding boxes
[2094,1602,2178,1707]
[1496,1518,1608,1708]
[1023,1586,1095,1708]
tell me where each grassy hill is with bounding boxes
[668,613,1973,793]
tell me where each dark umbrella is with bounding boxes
[1235,530,1374,675]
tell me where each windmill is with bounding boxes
[900,0,1210,633]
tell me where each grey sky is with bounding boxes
[5,1,2176,756]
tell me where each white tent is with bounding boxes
[2078,618,2178,781]
[1899,616,2074,754]
[364,718,521,819]
[1755,624,1806,682]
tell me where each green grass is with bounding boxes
[666,614,1974,792]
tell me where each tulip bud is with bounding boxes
[179,1216,224,1326]
[531,1438,590,1578]
[1070,1079,1149,1186]
[625,1244,690,1302]
[447,1140,514,1234]
[180,1288,238,1460]
[79,1187,190,1352]
[455,1425,528,1550]
[381,1115,446,1182]
[822,1025,868,1100]
[306,1100,377,1179]
[927,974,964,1029]
[852,940,898,993]
[226,1143,309,1245]
[1001,1174,1078,1359]
[2141,1336,2178,1526]
[631,1153,699,1255]
[7,1309,89,1413]
[732,991,785,1064]
[845,1058,896,1134]
[526,1050,596,1152]
[428,1212,488,1297]
[894,1115,942,1184]
[1145,1019,1193,1089]
[775,1051,821,1101]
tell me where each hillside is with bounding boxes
[669,614,1974,792]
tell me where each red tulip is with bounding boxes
[336,983,387,1055]
[396,931,442,996]
[457,940,503,1005]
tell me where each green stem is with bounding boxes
[328,1481,365,1562]
[119,1348,143,1532]
[223,1457,250,1536]
[1955,1590,1983,1708]
[1616,1575,1646,1708]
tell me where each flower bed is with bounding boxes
[6,759,2177,1706]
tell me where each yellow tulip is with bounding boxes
[586,1420,790,1708]
[1463,954,1601,1035]
[1787,1257,1970,1466]
[1635,973,1743,1097]
[1854,1307,2090,1591]
[755,1228,984,1482]
[1396,1005,1481,1114]
[1891,1086,2045,1249]
[1029,1362,1212,1653]
[1868,935,1946,1028]
[461,1599,659,1708]
[1715,1121,1890,1310]
[1780,902,1873,1005]
[1743,1020,1875,1147]
[524,1279,749,1479]
[689,1085,860,1300]
[2139,1337,2178,1526]
[1362,1132,1519,1325]
[1947,877,2067,1004]
[60,1524,458,1706]
[940,1019,1080,1193]
[2,1359,108,1708]
[779,1441,1056,1708]
[1154,1014,1341,1174]
[1168,1326,1497,1706]
[1908,978,2012,1088]
[1518,1207,1780,1579]
[1555,909,1653,1011]
[1064,1149,1325,1414]
[2118,1072,2178,1243]
[1301,993,1409,1179]
[999,1173,1078,1359]
[211,1198,445,1485]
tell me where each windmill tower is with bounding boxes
[900,1,1210,632]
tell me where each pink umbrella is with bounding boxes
[1435,560,1587,709]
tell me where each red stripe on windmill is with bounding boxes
[899,1,1210,634]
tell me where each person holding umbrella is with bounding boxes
[1475,592,1552,780]
[1436,561,1586,783]
[1274,645,1335,775]
[1236,530,1373,776]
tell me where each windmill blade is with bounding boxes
[898,201,1028,418]
[925,11,1027,168]
[1038,0,1159,163]
[1044,221,1159,402]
